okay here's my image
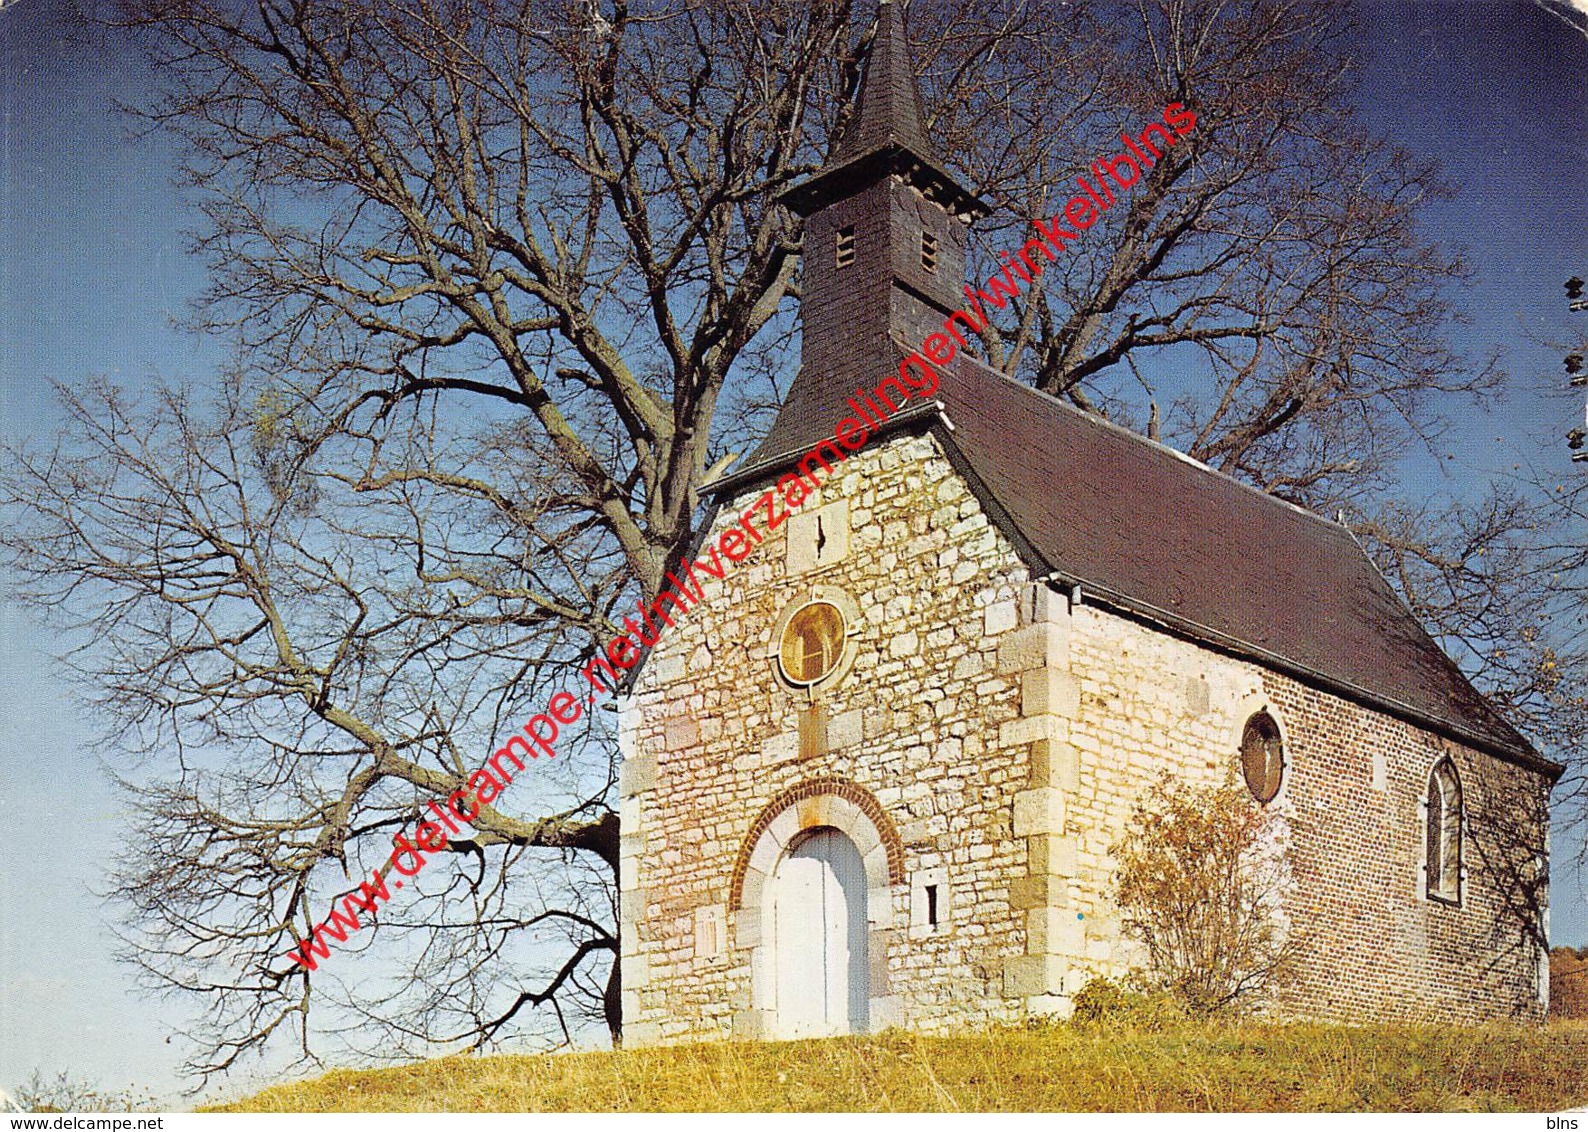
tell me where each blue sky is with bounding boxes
[1,0,1585,1104]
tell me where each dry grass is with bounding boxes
[1553,950,1588,1019]
[210,1020,1588,1113]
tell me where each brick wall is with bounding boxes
[1056,606,1550,1023]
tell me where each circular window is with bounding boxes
[1240,711,1284,803]
[779,602,847,686]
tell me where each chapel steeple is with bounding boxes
[828,0,934,166]
[750,0,988,464]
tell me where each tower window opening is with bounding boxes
[836,225,856,269]
[925,883,939,926]
[921,231,938,272]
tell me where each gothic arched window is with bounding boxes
[1425,759,1463,903]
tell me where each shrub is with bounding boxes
[12,1071,160,1114]
[1112,773,1305,1015]
[1070,976,1187,1030]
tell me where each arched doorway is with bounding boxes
[769,828,869,1038]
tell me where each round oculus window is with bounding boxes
[1240,711,1284,803]
[779,601,847,686]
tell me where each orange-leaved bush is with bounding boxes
[1113,773,1305,1015]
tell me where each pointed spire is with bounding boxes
[777,0,986,219]
[830,0,936,165]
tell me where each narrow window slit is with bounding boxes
[925,883,939,926]
[921,231,938,272]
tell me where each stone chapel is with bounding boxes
[614,0,1560,1044]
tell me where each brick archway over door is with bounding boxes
[728,776,905,913]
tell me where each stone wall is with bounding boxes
[620,431,1038,1044]
[619,428,1550,1043]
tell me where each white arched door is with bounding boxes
[770,828,869,1038]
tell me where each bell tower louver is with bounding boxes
[751,0,988,463]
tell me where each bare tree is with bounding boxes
[1532,0,1588,43]
[3,0,1579,1084]
[4,377,625,1077]
[929,0,1493,512]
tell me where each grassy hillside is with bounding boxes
[213,1020,1588,1112]
[1554,949,1588,1019]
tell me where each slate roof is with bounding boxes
[932,356,1545,769]
[713,343,1551,773]
[830,0,933,165]
[778,0,986,220]
[707,1,1551,775]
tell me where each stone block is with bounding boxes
[625,1021,662,1047]
[619,794,643,831]
[619,888,645,922]
[983,600,1019,636]
[787,499,850,575]
[1003,953,1066,997]
[1029,739,1080,791]
[762,730,799,764]
[850,818,882,859]
[617,698,639,758]
[621,949,650,988]
[741,861,771,908]
[619,752,656,797]
[750,944,772,1006]
[664,716,699,752]
[829,708,864,750]
[796,793,834,829]
[1013,787,1066,836]
[798,705,827,759]
[868,939,892,993]
[998,714,1068,748]
[863,706,894,739]
[1029,833,1079,878]
[1022,669,1080,718]
[1027,907,1085,955]
[1027,582,1069,625]
[862,844,890,885]
[952,652,985,680]
[996,622,1067,674]
[1027,993,1075,1020]
[768,807,800,846]
[734,909,762,949]
[1062,967,1092,995]
[869,995,906,1030]
[620,852,640,890]
[1009,873,1060,910]
[888,630,920,658]
[732,1010,766,1040]
[867,887,895,929]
